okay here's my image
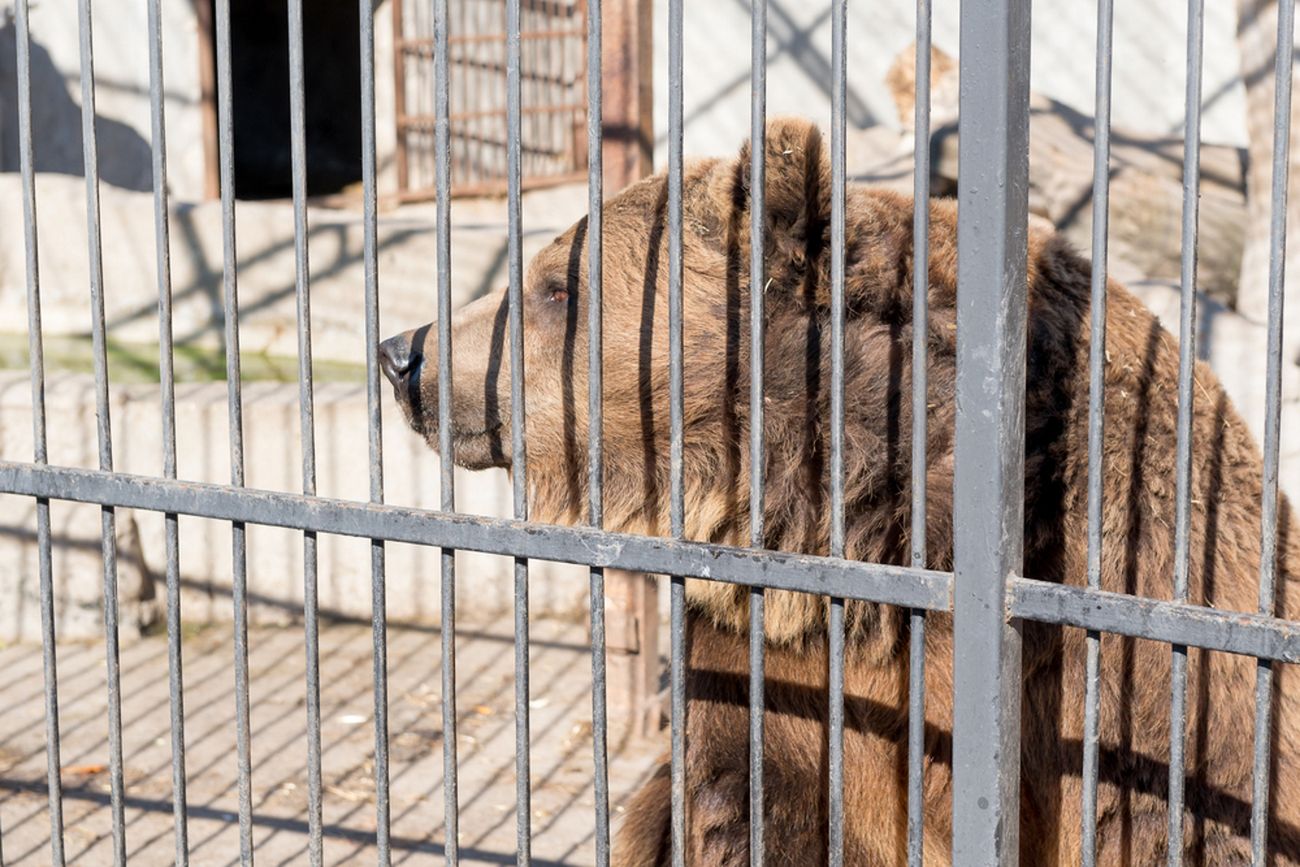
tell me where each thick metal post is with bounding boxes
[827,0,848,863]
[951,0,1032,862]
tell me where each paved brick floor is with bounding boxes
[0,618,663,865]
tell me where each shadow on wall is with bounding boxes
[0,19,152,192]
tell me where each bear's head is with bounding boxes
[379,118,981,643]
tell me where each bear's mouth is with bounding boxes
[430,422,508,470]
[451,422,503,440]
[418,421,499,444]
[421,421,505,449]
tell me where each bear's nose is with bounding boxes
[378,334,418,387]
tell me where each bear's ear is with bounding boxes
[736,117,832,253]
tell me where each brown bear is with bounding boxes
[378,118,1300,865]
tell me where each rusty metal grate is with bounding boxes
[393,0,588,199]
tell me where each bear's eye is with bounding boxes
[547,285,570,304]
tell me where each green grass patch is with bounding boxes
[0,332,366,385]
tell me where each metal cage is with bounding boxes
[1,0,1298,863]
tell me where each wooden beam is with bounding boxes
[601,0,653,192]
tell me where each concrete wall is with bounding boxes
[0,0,205,199]
[0,371,592,643]
[652,0,1249,164]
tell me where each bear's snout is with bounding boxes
[378,320,507,469]
[378,325,437,439]
[378,332,419,389]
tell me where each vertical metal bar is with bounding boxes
[748,0,767,864]
[1080,0,1115,862]
[433,0,460,858]
[827,0,848,862]
[1168,0,1205,860]
[75,0,128,860]
[285,1,325,861]
[360,0,393,863]
[586,0,611,863]
[16,1,65,861]
[907,0,933,862]
[214,0,254,858]
[506,0,532,861]
[667,0,686,860]
[1251,0,1295,859]
[951,0,1031,861]
[144,0,189,856]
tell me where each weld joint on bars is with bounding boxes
[9,461,1300,664]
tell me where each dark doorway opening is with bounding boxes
[210,0,363,200]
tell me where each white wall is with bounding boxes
[653,0,1248,166]
[0,0,206,199]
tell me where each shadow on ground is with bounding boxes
[0,618,662,865]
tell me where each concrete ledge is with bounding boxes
[0,174,590,365]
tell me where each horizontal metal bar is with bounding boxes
[14,460,1300,664]
[0,462,953,610]
[1011,578,1300,664]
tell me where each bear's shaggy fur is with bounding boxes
[381,118,1300,864]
